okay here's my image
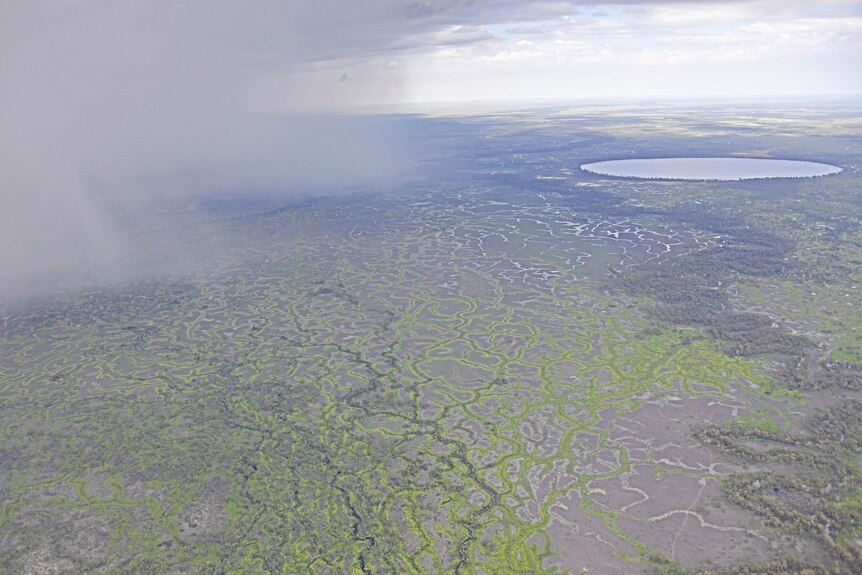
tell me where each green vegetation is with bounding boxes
[1,102,860,573]
[694,401,862,572]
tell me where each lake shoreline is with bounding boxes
[580,157,843,181]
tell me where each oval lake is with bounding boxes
[580,157,842,181]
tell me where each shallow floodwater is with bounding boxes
[580,157,842,181]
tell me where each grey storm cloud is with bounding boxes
[2,0,858,303]
[0,0,418,301]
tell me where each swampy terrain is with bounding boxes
[2,100,861,574]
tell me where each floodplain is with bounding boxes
[1,101,861,575]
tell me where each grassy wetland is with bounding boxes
[2,101,861,574]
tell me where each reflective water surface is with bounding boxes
[581,157,842,180]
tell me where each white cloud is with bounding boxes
[389,0,862,101]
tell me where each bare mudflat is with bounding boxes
[580,157,842,181]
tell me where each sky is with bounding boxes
[1,0,861,301]
[257,0,862,106]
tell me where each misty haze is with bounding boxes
[2,2,861,575]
